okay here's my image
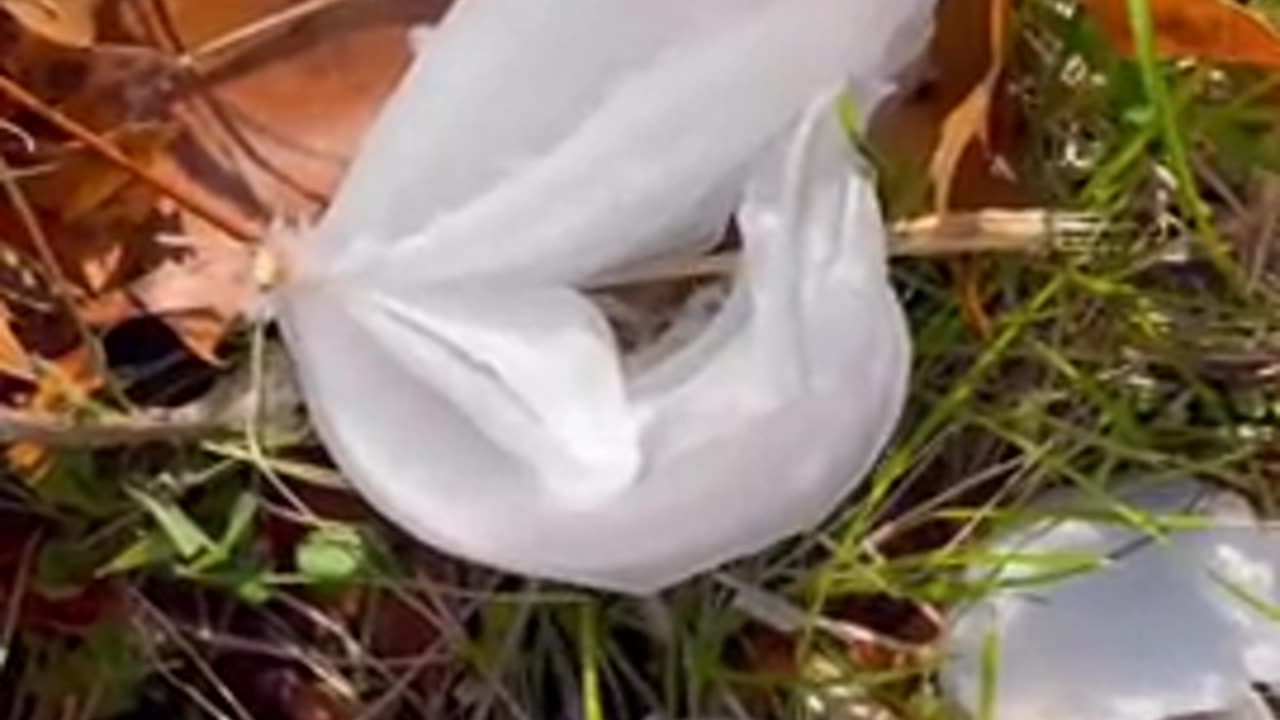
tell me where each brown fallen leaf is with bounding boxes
[1084,0,1280,67]
[132,228,258,363]
[927,0,1015,213]
[7,40,247,317]
[23,124,177,224]
[74,0,446,358]
[15,117,182,297]
[112,0,443,221]
[870,0,1022,339]
[3,0,99,47]
[6,2,453,367]
[922,0,1015,339]
[0,1,435,365]
[81,226,259,364]
[871,0,1029,216]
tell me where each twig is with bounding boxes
[1249,176,1280,286]
[173,619,437,669]
[0,74,261,243]
[354,648,443,720]
[245,319,319,520]
[592,209,1105,287]
[892,209,1103,256]
[0,406,222,447]
[717,573,937,657]
[202,443,346,489]
[130,586,257,720]
[0,340,309,449]
[135,634,239,720]
[0,149,77,309]
[178,0,356,70]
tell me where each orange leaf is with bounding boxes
[870,0,1029,214]
[114,0,444,220]
[0,301,34,381]
[81,228,258,363]
[1083,0,1280,67]
[137,228,257,364]
[3,0,99,47]
[7,345,101,478]
[43,0,444,358]
[24,124,178,224]
[928,0,1015,213]
[901,0,1020,339]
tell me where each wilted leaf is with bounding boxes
[871,0,1023,338]
[871,0,1030,217]
[0,43,184,304]
[1083,0,1280,67]
[3,0,98,47]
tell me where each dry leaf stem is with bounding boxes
[178,0,356,70]
[0,406,223,447]
[0,74,262,243]
[594,209,1104,286]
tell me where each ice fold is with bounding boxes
[276,0,930,592]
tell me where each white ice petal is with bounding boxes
[357,283,639,504]
[310,0,752,267]
[279,103,909,592]
[278,0,926,592]
[1185,492,1280,684]
[318,0,931,284]
[943,480,1280,720]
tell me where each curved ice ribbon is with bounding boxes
[276,0,930,592]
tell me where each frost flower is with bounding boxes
[274,0,932,592]
[944,479,1280,720]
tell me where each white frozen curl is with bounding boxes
[276,0,930,592]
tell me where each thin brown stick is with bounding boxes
[0,74,262,243]
[892,209,1103,256]
[593,209,1105,287]
[0,406,222,447]
[180,0,355,70]
[130,587,258,720]
[172,619,439,669]
[0,153,84,313]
